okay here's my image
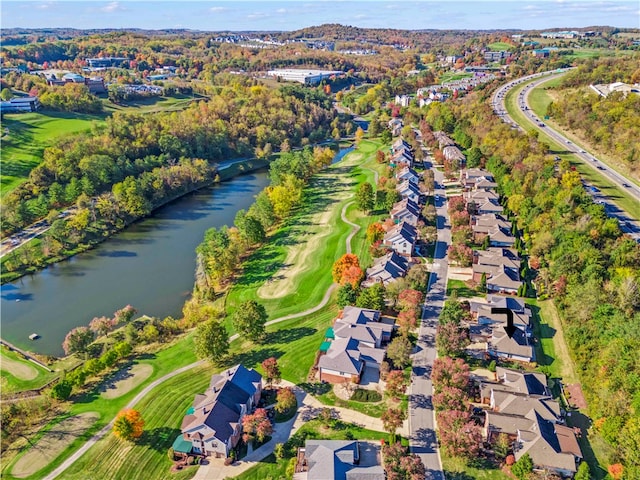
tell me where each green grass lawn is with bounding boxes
[0,111,104,196]
[235,420,400,480]
[102,93,207,115]
[223,139,384,326]
[442,454,510,480]
[0,348,57,392]
[487,42,514,51]
[504,77,640,218]
[446,279,480,299]
[439,72,473,84]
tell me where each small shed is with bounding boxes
[172,435,193,457]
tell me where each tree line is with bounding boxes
[447,85,640,477]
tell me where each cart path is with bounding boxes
[44,184,363,479]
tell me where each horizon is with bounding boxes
[3,1,640,31]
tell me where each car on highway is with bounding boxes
[597,166,606,170]
[622,183,631,188]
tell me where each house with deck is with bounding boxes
[390,198,421,226]
[383,221,417,256]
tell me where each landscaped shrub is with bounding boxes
[351,389,382,402]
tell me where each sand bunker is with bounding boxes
[100,363,153,399]
[0,352,38,381]
[11,412,99,478]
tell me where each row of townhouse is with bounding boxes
[315,151,429,386]
[477,367,583,477]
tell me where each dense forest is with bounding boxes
[546,57,640,173]
[441,89,640,477]
[1,79,343,237]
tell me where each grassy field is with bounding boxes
[0,348,57,392]
[10,140,384,480]
[102,93,206,115]
[223,139,384,326]
[442,454,510,480]
[487,42,514,51]
[0,111,103,196]
[446,279,479,299]
[504,76,640,218]
[439,72,473,84]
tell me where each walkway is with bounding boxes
[44,159,363,479]
[193,380,407,479]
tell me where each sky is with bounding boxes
[2,0,640,31]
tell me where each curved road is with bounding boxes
[494,71,640,239]
[44,167,362,480]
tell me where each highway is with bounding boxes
[493,70,640,241]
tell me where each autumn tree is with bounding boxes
[447,243,473,267]
[385,370,408,400]
[366,222,385,244]
[261,357,281,388]
[436,322,469,358]
[382,443,426,480]
[233,300,268,343]
[332,254,363,287]
[432,386,467,412]
[396,309,419,335]
[193,318,229,365]
[356,182,375,213]
[62,327,95,356]
[275,387,297,413]
[355,126,365,145]
[381,407,406,442]
[386,335,412,369]
[114,305,137,324]
[397,289,423,312]
[436,409,482,459]
[89,316,116,338]
[113,409,144,441]
[242,408,273,445]
[432,357,470,393]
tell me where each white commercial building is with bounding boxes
[267,68,344,85]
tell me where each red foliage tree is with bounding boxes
[436,409,482,458]
[447,195,466,213]
[261,357,281,388]
[432,386,467,412]
[436,322,469,358]
[275,387,297,413]
[381,407,406,440]
[397,289,424,311]
[397,308,419,335]
[432,357,470,393]
[450,210,470,227]
[447,243,473,267]
[242,408,272,444]
[385,370,408,399]
[89,316,116,337]
[608,464,624,480]
[341,265,364,288]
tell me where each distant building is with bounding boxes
[394,94,411,107]
[483,50,511,62]
[1,96,40,113]
[86,57,128,68]
[531,49,551,58]
[267,69,344,85]
[540,31,579,39]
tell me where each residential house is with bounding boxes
[472,248,521,283]
[486,265,522,294]
[488,327,534,363]
[395,166,420,185]
[391,138,412,155]
[363,251,410,287]
[294,440,385,480]
[396,180,422,204]
[394,94,411,107]
[514,414,583,477]
[434,131,455,149]
[318,307,390,384]
[460,168,495,190]
[442,146,466,166]
[390,198,421,226]
[390,149,414,168]
[180,365,262,458]
[475,199,504,215]
[388,118,403,137]
[470,213,511,243]
[383,221,418,256]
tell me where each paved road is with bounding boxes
[493,70,640,239]
[408,161,449,480]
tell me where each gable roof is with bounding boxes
[495,367,549,396]
[365,251,409,285]
[305,440,385,480]
[491,390,561,422]
[318,337,363,375]
[490,328,534,361]
[384,221,418,245]
[390,198,421,219]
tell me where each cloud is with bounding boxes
[209,6,229,13]
[36,1,55,10]
[100,2,124,13]
[247,12,270,19]
[354,14,368,19]
[276,8,288,14]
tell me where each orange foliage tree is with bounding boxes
[332,254,363,288]
[113,409,144,441]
